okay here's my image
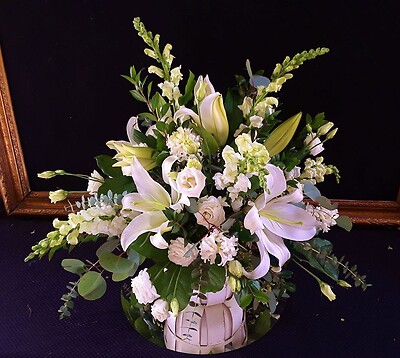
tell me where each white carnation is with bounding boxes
[151,299,170,322]
[199,233,218,264]
[195,196,226,228]
[168,237,198,267]
[219,235,238,266]
[131,269,160,304]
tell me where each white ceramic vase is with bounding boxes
[164,285,247,354]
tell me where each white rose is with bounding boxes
[195,196,226,228]
[304,133,325,156]
[176,167,206,198]
[168,237,198,267]
[131,269,160,304]
[151,299,170,322]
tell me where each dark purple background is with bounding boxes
[0,0,399,199]
[1,216,399,357]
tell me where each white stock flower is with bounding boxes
[176,167,206,198]
[231,196,244,212]
[131,269,160,304]
[254,97,278,117]
[151,299,170,322]
[87,170,105,195]
[166,127,202,161]
[304,133,324,156]
[194,196,226,228]
[168,237,198,267]
[219,235,238,266]
[306,203,339,233]
[170,66,183,86]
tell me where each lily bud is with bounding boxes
[317,122,334,136]
[319,281,336,301]
[170,297,179,317]
[48,189,69,204]
[227,276,237,292]
[228,260,244,278]
[199,92,229,147]
[194,75,215,104]
[338,280,352,288]
[37,171,57,179]
[264,112,302,156]
[106,141,157,172]
[326,128,338,140]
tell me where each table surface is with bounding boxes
[0,216,399,358]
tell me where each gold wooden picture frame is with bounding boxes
[0,47,399,225]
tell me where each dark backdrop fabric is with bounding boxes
[0,0,399,200]
[0,216,399,357]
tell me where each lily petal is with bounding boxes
[264,164,286,203]
[174,106,200,126]
[260,202,318,241]
[121,211,168,251]
[126,116,140,144]
[244,205,264,234]
[131,157,171,209]
[261,229,291,271]
[242,238,270,279]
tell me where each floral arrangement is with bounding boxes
[26,18,368,353]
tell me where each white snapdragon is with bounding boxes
[168,237,198,267]
[227,173,251,201]
[176,167,206,198]
[170,66,183,86]
[158,81,182,104]
[254,97,278,117]
[151,299,170,322]
[249,115,263,129]
[304,133,324,156]
[166,127,202,162]
[87,170,105,195]
[238,96,253,117]
[131,269,160,304]
[306,203,339,233]
[195,196,226,228]
[300,157,334,184]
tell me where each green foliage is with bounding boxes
[178,71,195,106]
[148,263,194,311]
[130,233,168,263]
[336,215,353,232]
[97,176,136,195]
[95,155,123,178]
[224,88,244,141]
[58,281,79,319]
[77,271,107,301]
[61,259,86,275]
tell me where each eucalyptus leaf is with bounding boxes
[315,196,338,210]
[336,215,353,232]
[95,238,120,258]
[61,259,86,275]
[99,252,135,273]
[303,181,321,200]
[77,271,107,301]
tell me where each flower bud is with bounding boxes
[194,75,215,104]
[37,171,57,179]
[228,260,243,278]
[148,65,164,78]
[170,297,179,317]
[306,124,313,133]
[199,93,229,147]
[317,122,334,136]
[66,229,79,245]
[48,189,69,204]
[227,276,237,292]
[326,128,338,140]
[319,281,336,301]
[338,280,352,288]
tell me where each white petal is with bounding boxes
[260,202,318,241]
[264,164,286,203]
[260,229,290,271]
[273,184,303,204]
[121,211,168,251]
[126,116,139,144]
[131,157,171,209]
[161,155,178,184]
[150,232,169,249]
[242,237,270,279]
[244,205,264,234]
[174,106,200,126]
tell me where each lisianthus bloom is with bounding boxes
[244,164,318,278]
[168,237,198,267]
[151,299,170,322]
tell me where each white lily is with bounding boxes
[120,157,172,251]
[243,164,318,278]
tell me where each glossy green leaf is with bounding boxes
[201,265,226,293]
[77,271,107,301]
[95,155,123,177]
[249,309,271,341]
[129,233,168,263]
[97,176,136,195]
[178,70,195,106]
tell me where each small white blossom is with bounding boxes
[306,203,339,233]
[219,235,238,266]
[170,66,183,86]
[238,96,253,117]
[166,127,202,162]
[131,269,160,304]
[199,230,238,266]
[249,115,263,128]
